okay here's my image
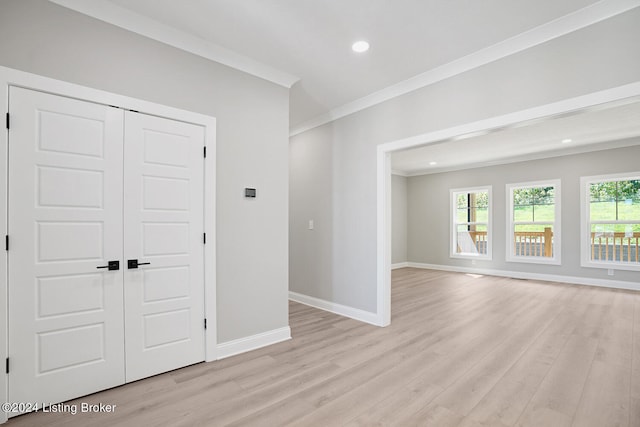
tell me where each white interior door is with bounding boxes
[123,111,206,382]
[7,87,125,413]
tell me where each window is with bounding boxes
[581,173,640,271]
[506,180,560,264]
[451,187,492,259]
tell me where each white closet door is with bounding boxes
[123,111,205,382]
[8,87,125,412]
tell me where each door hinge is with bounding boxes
[5,112,9,130]
[203,232,206,244]
[204,318,207,330]
[5,235,8,251]
[203,146,207,158]
[5,358,8,374]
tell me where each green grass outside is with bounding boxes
[457,202,640,233]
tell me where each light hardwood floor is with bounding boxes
[8,268,640,426]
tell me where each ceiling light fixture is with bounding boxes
[429,161,437,166]
[561,138,573,144]
[351,41,370,53]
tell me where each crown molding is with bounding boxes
[290,0,640,136]
[49,0,299,88]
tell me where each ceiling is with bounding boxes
[50,0,631,131]
[49,0,640,173]
[390,99,640,175]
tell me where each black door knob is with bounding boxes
[128,259,151,269]
[97,260,120,271]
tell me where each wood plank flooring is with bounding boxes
[7,268,640,426]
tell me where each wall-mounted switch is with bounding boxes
[308,220,314,230]
[245,188,256,198]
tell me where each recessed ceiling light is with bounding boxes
[429,161,437,166]
[561,138,573,144]
[352,41,370,53]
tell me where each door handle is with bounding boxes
[128,259,151,269]
[97,260,120,271]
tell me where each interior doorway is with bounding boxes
[378,83,640,326]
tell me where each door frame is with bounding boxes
[375,81,640,328]
[0,65,217,423]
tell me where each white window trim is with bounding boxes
[506,180,561,265]
[580,172,640,272]
[450,186,492,261]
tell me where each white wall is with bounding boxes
[0,0,290,343]
[407,144,640,284]
[391,174,407,265]
[289,124,334,300]
[289,8,640,313]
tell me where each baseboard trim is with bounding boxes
[289,291,382,326]
[406,262,640,292]
[216,326,291,360]
[391,262,409,270]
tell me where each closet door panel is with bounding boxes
[123,112,205,382]
[7,87,125,414]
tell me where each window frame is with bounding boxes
[450,186,492,260]
[580,172,640,271]
[505,180,561,265]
